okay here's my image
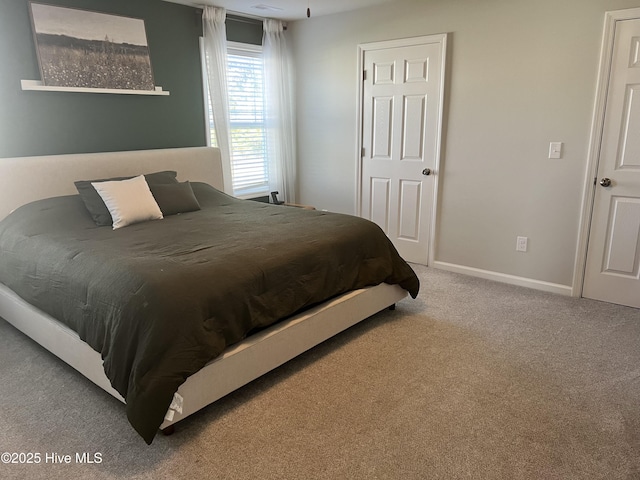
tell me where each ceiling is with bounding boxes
[162,0,397,21]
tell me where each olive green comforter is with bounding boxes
[0,183,419,444]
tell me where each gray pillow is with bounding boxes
[149,181,201,216]
[75,171,178,226]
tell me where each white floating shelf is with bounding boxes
[21,79,169,96]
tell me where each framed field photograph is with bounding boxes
[29,3,155,91]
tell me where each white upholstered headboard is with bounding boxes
[0,147,223,221]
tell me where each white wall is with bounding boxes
[289,0,640,289]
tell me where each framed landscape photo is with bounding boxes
[28,2,155,91]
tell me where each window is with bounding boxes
[204,43,268,198]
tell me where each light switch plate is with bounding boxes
[549,142,562,159]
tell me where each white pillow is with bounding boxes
[92,175,163,230]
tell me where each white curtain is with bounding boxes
[202,6,233,193]
[263,19,297,203]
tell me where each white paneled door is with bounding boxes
[359,35,446,265]
[583,18,640,308]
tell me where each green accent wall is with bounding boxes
[227,15,263,46]
[0,0,207,158]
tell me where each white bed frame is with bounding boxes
[0,147,407,433]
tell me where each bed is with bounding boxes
[0,146,418,444]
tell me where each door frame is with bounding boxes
[574,7,640,297]
[355,34,448,266]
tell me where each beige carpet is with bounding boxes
[1,265,639,479]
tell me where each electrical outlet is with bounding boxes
[516,236,528,252]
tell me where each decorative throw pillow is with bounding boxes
[149,182,201,216]
[91,175,163,229]
[75,170,178,226]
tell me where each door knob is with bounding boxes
[599,178,612,187]
[422,168,432,176]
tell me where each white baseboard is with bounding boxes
[432,261,573,296]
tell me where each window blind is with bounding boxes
[227,48,267,197]
[206,45,268,198]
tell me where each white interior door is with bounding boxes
[359,35,446,265]
[583,18,640,308]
